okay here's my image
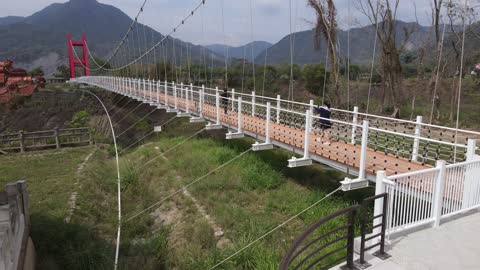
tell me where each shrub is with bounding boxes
[69,110,90,128]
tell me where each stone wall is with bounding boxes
[0,181,31,270]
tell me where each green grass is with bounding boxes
[0,119,374,269]
[115,126,373,269]
[0,146,115,270]
[0,146,95,219]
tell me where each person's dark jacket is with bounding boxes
[315,106,332,128]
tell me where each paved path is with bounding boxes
[363,212,480,270]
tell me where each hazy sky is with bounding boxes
[1,0,433,46]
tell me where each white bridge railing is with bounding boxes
[375,149,480,238]
[72,76,480,179]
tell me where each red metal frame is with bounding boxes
[67,33,90,78]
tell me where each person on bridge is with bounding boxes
[221,89,230,114]
[315,101,332,145]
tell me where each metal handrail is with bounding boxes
[280,206,358,270]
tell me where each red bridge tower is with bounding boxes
[67,33,90,78]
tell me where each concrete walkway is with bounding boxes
[365,212,480,270]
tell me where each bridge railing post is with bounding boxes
[359,120,369,180]
[200,85,205,118]
[237,97,243,133]
[309,100,314,115]
[165,81,169,107]
[231,89,236,112]
[276,95,281,124]
[266,102,271,144]
[252,91,256,116]
[412,115,423,162]
[137,79,141,98]
[351,106,359,145]
[180,82,184,100]
[216,90,221,125]
[185,87,190,113]
[303,110,312,159]
[432,160,447,228]
[149,79,153,101]
[466,138,477,161]
[171,82,175,109]
[143,79,147,100]
[157,80,160,104]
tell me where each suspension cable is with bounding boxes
[79,90,122,270]
[79,0,207,73]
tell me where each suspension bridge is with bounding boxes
[63,0,480,269]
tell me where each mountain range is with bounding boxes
[255,21,435,66]
[0,0,466,77]
[0,0,223,76]
[206,41,272,62]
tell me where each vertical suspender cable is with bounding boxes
[249,0,256,93]
[347,0,351,110]
[453,0,469,162]
[288,0,294,102]
[429,22,447,124]
[366,1,380,115]
[221,0,228,90]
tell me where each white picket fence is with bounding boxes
[377,153,480,238]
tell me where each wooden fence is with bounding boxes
[0,128,92,153]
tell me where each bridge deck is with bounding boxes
[147,90,430,178]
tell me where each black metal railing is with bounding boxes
[356,193,391,268]
[280,193,390,270]
[280,206,358,270]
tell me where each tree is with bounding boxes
[29,67,44,77]
[444,0,475,121]
[308,0,340,104]
[358,0,415,116]
[302,64,328,94]
[54,65,69,79]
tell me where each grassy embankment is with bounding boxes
[0,118,372,269]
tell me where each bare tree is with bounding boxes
[433,0,444,44]
[411,1,430,120]
[358,0,414,116]
[444,0,475,121]
[307,0,340,104]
